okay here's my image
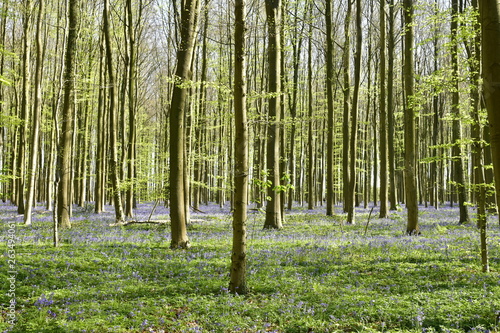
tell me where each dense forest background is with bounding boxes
[0,0,495,232]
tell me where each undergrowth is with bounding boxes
[0,202,499,332]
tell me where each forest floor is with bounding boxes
[0,201,500,332]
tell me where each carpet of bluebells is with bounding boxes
[1,201,500,332]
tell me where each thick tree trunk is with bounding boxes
[169,0,200,248]
[479,0,500,224]
[264,0,283,229]
[230,0,248,294]
[403,0,419,234]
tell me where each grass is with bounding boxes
[0,202,499,332]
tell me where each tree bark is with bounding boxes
[388,0,398,211]
[56,0,78,230]
[264,0,283,229]
[307,2,315,210]
[230,0,248,294]
[342,0,352,214]
[24,0,44,225]
[325,0,335,216]
[403,0,419,234]
[103,0,125,223]
[347,0,362,224]
[479,0,500,223]
[379,0,388,218]
[451,0,470,224]
[169,0,200,248]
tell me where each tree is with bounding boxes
[103,0,125,223]
[56,0,79,230]
[16,0,32,214]
[387,0,398,211]
[325,0,336,216]
[346,0,362,224]
[379,0,388,218]
[24,0,44,225]
[479,0,500,222]
[264,0,283,229]
[451,0,470,224]
[168,0,200,248]
[403,0,419,234]
[229,0,248,294]
[342,0,352,214]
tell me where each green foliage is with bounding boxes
[0,205,499,332]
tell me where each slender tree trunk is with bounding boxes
[169,0,200,248]
[230,0,248,294]
[342,0,352,213]
[326,0,335,216]
[103,0,125,223]
[125,0,138,218]
[347,0,362,224]
[451,0,470,224]
[403,0,419,234]
[379,0,388,217]
[95,34,106,214]
[24,0,44,225]
[307,2,315,210]
[17,0,32,214]
[56,0,78,230]
[264,0,283,229]
[287,1,304,211]
[388,0,397,210]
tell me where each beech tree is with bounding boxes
[229,0,248,294]
[168,0,200,248]
[403,0,419,234]
[264,0,283,229]
[56,0,79,230]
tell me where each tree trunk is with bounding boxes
[325,0,335,216]
[264,0,283,229]
[388,0,398,210]
[379,0,388,217]
[347,0,362,224]
[307,3,315,210]
[95,35,106,214]
[480,0,500,221]
[342,0,352,214]
[230,0,248,294]
[169,0,200,248]
[17,0,32,214]
[24,0,44,225]
[403,0,419,234]
[56,0,78,230]
[103,0,125,223]
[451,0,470,224]
[125,0,139,218]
